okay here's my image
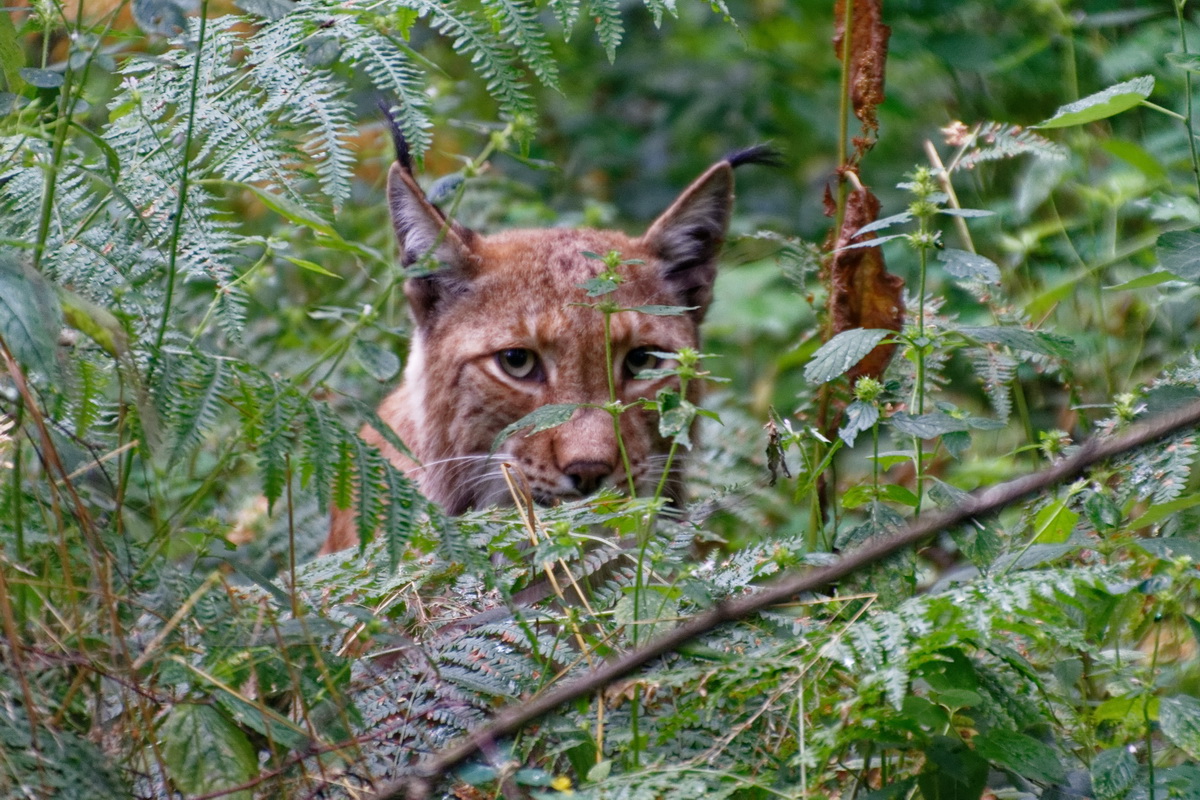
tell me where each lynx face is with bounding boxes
[323,140,769,553]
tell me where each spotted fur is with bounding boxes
[322,143,771,553]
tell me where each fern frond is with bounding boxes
[955,122,1068,171]
[547,0,581,35]
[969,346,1016,420]
[587,0,624,62]
[414,0,533,118]
[167,355,231,465]
[482,0,559,89]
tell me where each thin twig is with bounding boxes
[371,398,1200,800]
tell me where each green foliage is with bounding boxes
[2,0,1200,798]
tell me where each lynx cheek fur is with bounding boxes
[322,135,773,554]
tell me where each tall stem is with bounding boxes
[148,0,211,385]
[1177,0,1200,202]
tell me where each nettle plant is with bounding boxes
[2,0,1200,796]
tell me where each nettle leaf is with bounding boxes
[492,403,579,451]
[956,325,1075,358]
[0,253,63,377]
[1091,748,1139,800]
[1157,230,1200,281]
[353,340,401,382]
[625,304,696,316]
[840,400,879,446]
[657,390,696,448]
[938,248,1000,284]
[579,276,620,296]
[974,729,1065,783]
[804,328,894,384]
[160,704,256,800]
[1160,695,1200,759]
[1036,75,1154,128]
[854,210,912,236]
[938,208,995,218]
[890,412,970,438]
[837,232,908,251]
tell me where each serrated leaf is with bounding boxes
[938,208,995,218]
[974,729,1064,783]
[160,705,256,800]
[353,340,401,382]
[625,304,695,316]
[840,399,879,446]
[1091,748,1138,800]
[1127,491,1200,529]
[1160,696,1200,759]
[890,412,970,438]
[837,232,908,251]
[804,328,894,383]
[579,276,620,296]
[854,211,912,236]
[1036,75,1154,128]
[938,248,1000,284]
[1157,230,1200,281]
[956,325,1075,358]
[492,403,579,451]
[0,253,63,377]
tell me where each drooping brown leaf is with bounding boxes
[827,187,904,384]
[833,0,890,158]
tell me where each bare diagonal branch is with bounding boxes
[374,398,1200,800]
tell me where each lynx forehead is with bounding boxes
[322,127,774,553]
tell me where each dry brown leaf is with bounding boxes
[828,187,904,383]
[833,0,891,158]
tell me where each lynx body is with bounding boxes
[322,137,771,553]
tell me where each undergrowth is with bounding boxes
[1,0,1199,799]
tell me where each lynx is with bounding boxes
[322,129,773,553]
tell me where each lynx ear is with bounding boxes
[388,163,478,325]
[641,162,734,317]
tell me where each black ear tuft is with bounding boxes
[378,99,414,176]
[724,143,784,170]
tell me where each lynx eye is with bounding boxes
[497,348,541,380]
[624,347,662,378]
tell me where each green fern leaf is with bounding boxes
[587,0,623,62]
[482,0,559,89]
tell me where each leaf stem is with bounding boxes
[1174,0,1200,202]
[148,0,211,385]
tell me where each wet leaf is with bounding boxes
[1091,748,1138,800]
[938,248,1001,284]
[160,704,256,800]
[1160,696,1200,759]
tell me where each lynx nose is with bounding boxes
[565,461,614,495]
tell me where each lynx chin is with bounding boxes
[322,125,776,553]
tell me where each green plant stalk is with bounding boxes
[148,0,211,386]
[601,312,638,496]
[1143,620,1161,800]
[31,49,78,271]
[1176,0,1200,202]
[912,233,929,519]
[599,306,642,767]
